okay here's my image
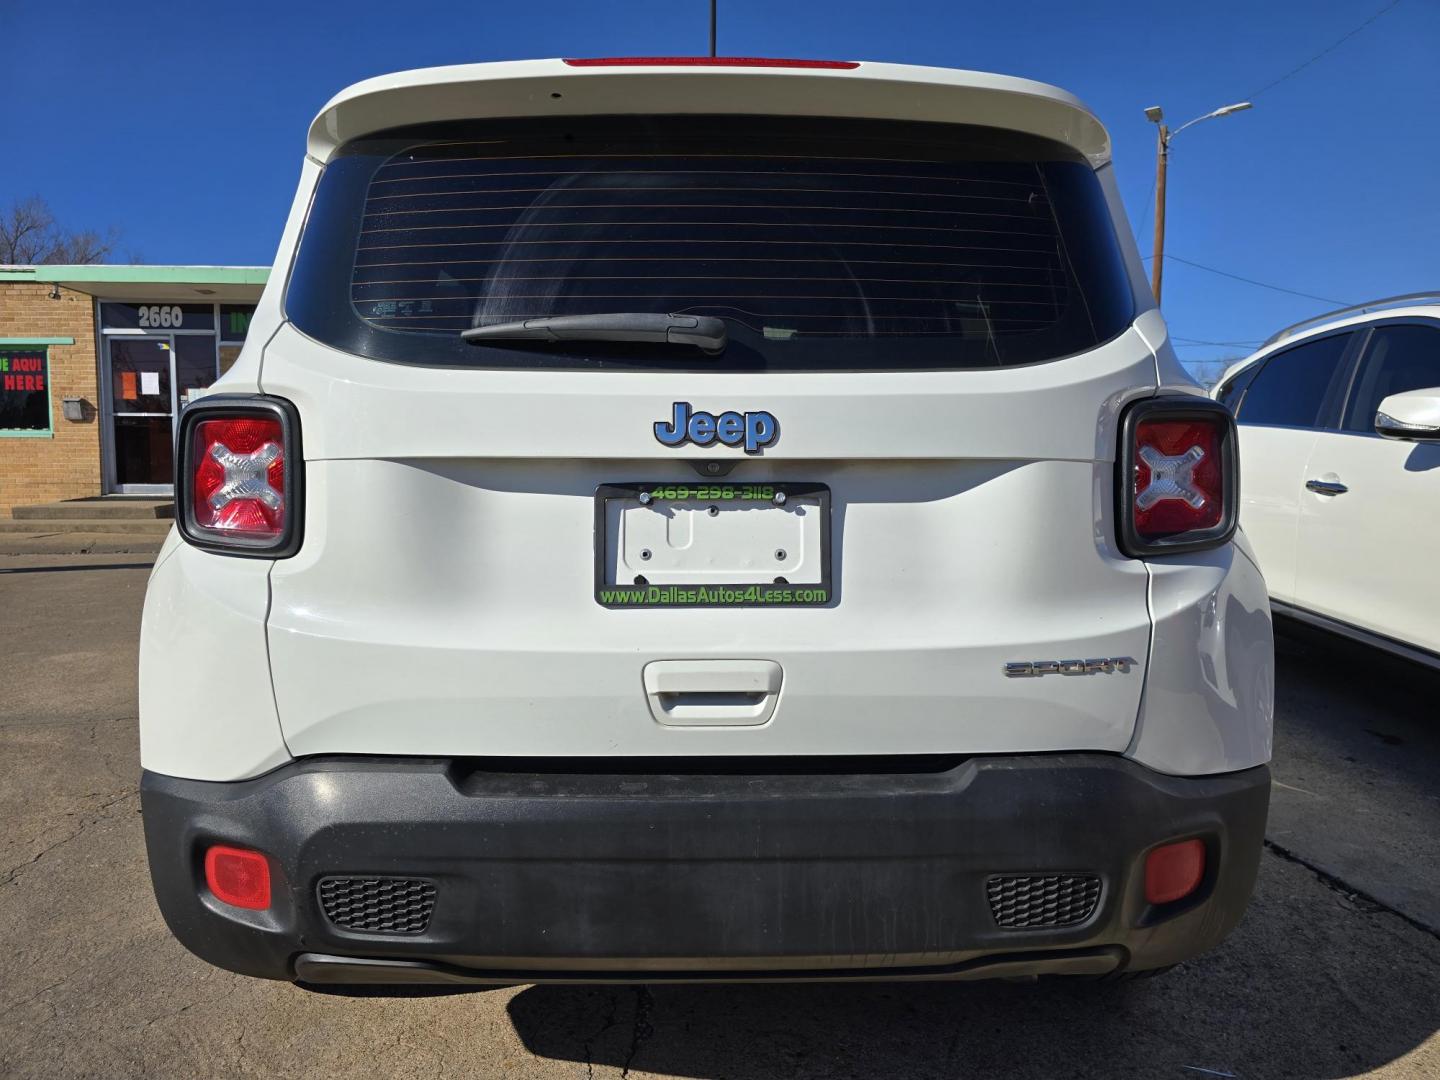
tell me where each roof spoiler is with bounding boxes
[305,59,1110,166]
[1262,292,1440,347]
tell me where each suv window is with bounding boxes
[286,115,1134,371]
[1235,333,1352,428]
[1215,364,1259,412]
[1341,323,1440,433]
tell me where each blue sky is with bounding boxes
[5,0,1437,380]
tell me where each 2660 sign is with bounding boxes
[99,302,215,333]
[137,305,184,328]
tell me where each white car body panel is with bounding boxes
[1296,430,1440,653]
[1231,426,1317,603]
[268,455,1153,761]
[139,544,290,781]
[1131,543,1273,776]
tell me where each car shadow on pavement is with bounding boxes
[1268,620,1440,937]
[506,889,1440,1080]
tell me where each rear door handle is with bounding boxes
[1305,479,1348,496]
[643,659,782,726]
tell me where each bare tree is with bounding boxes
[0,196,122,265]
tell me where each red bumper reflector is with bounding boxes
[563,56,859,69]
[204,845,272,910]
[1145,838,1206,905]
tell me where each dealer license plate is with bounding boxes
[594,482,832,608]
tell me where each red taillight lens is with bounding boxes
[1145,838,1206,905]
[562,56,860,68]
[1133,417,1224,538]
[204,844,272,910]
[192,416,286,539]
[1119,398,1236,557]
[177,397,302,557]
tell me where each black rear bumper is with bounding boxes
[141,754,1270,984]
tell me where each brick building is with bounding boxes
[0,266,266,512]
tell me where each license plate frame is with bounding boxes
[594,481,832,609]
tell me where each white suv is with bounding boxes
[139,58,1273,987]
[1216,295,1440,668]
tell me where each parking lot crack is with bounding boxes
[620,986,655,1078]
[0,977,70,1020]
[1264,839,1440,942]
[0,790,138,889]
[1,712,136,729]
[140,980,242,1031]
[582,990,622,1079]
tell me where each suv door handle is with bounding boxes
[1305,479,1348,496]
[643,659,783,726]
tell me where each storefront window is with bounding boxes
[220,305,254,342]
[175,336,219,408]
[218,304,254,376]
[0,346,51,435]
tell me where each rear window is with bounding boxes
[286,115,1134,370]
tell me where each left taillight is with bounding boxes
[1117,397,1237,558]
[176,396,303,557]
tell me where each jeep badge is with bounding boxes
[653,401,778,455]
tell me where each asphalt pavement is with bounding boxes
[1,551,1437,1079]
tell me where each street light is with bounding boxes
[1145,101,1253,303]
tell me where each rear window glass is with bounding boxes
[286,115,1134,370]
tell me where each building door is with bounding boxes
[106,335,218,494]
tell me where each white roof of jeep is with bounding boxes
[1215,292,1440,390]
[306,58,1111,166]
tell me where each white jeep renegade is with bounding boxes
[139,57,1274,987]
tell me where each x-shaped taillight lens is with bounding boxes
[1120,399,1236,557]
[178,399,302,556]
[193,417,286,537]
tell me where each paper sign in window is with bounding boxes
[140,371,161,396]
[121,371,138,401]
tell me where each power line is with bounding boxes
[1173,337,1263,347]
[1138,175,1158,259]
[1246,0,1404,100]
[1142,253,1352,306]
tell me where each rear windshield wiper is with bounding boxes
[461,313,726,354]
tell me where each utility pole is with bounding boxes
[1143,101,1253,305]
[1150,117,1170,303]
[709,0,717,57]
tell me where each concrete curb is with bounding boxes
[0,533,167,558]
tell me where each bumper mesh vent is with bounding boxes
[986,874,1101,929]
[318,877,437,934]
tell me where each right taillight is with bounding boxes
[176,395,303,557]
[1118,397,1237,557]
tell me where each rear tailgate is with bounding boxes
[263,324,1155,758]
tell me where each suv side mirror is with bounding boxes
[1375,387,1440,441]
